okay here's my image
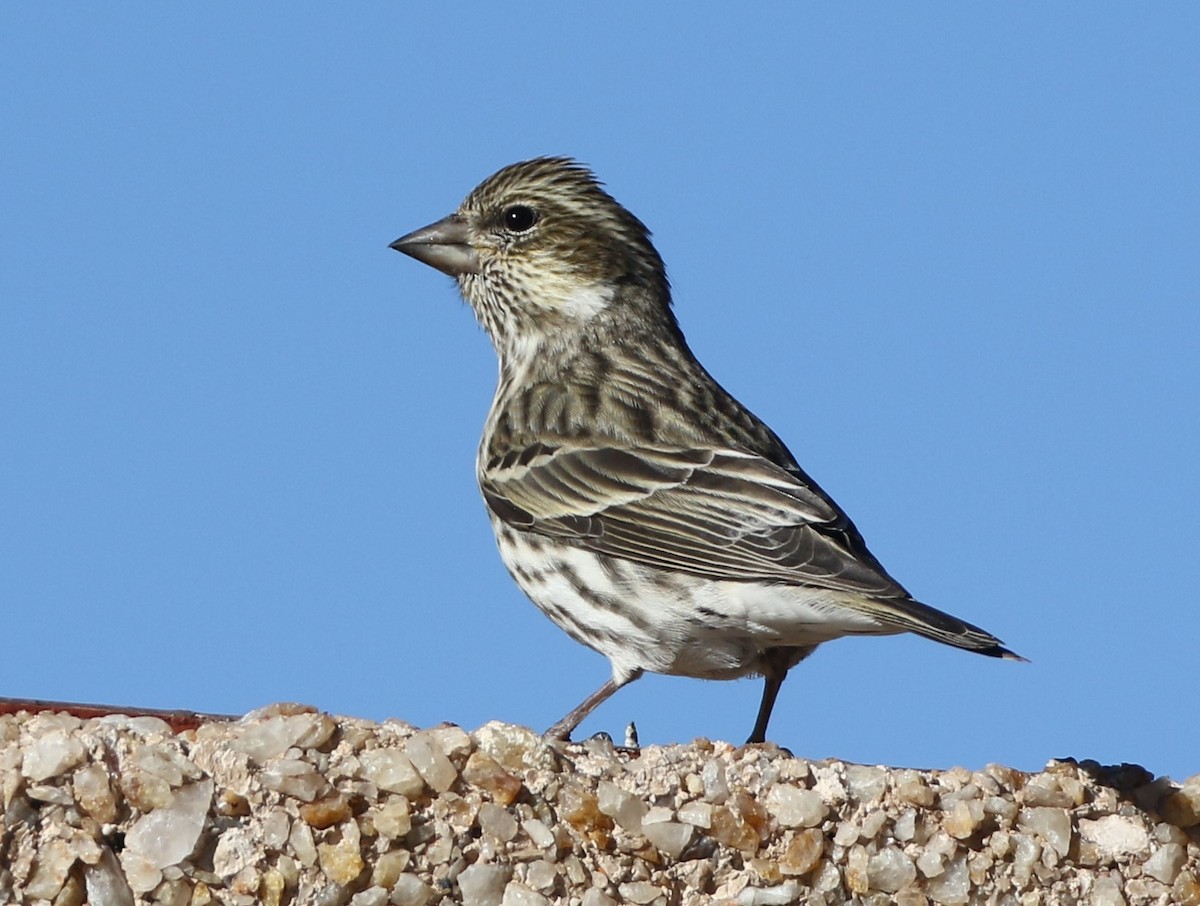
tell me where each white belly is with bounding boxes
[492,521,894,685]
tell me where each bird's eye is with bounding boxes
[502,205,539,233]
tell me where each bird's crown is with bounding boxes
[458,156,669,301]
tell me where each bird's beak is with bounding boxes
[389,214,480,277]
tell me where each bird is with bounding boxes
[390,157,1022,744]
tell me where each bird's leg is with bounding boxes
[744,648,820,748]
[748,671,786,745]
[747,647,809,744]
[545,669,643,741]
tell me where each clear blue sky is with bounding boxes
[3,7,1196,780]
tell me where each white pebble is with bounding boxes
[500,882,551,906]
[478,802,518,842]
[1017,807,1072,857]
[1079,815,1149,859]
[458,863,511,906]
[522,818,556,850]
[124,779,213,869]
[1143,843,1186,884]
[765,785,827,828]
[391,874,434,906]
[405,733,458,793]
[21,730,87,782]
[868,846,917,893]
[677,800,713,828]
[642,819,693,858]
[359,749,425,797]
[596,780,647,833]
[701,759,730,803]
[581,889,617,906]
[1090,876,1127,906]
[925,853,970,904]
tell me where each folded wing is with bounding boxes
[481,444,909,598]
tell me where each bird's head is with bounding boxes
[391,157,671,365]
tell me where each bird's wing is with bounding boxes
[480,445,909,598]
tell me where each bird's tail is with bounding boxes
[863,595,1027,661]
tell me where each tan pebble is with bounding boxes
[1175,870,1200,906]
[1161,785,1200,828]
[944,799,984,839]
[779,828,824,876]
[597,780,647,833]
[191,880,214,905]
[895,770,936,808]
[435,791,479,831]
[748,857,782,883]
[463,750,523,805]
[373,796,412,839]
[53,872,87,906]
[708,804,760,854]
[317,838,365,886]
[860,808,887,839]
[300,791,351,829]
[259,869,286,906]
[1057,774,1086,805]
[217,788,250,817]
[845,845,870,894]
[558,782,613,844]
[894,888,929,906]
[359,748,425,797]
[371,849,409,888]
[274,854,300,889]
[616,880,663,904]
[968,850,993,885]
[120,768,173,811]
[72,764,118,823]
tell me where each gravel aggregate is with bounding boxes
[1,704,1197,905]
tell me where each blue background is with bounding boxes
[3,6,1196,779]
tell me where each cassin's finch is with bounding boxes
[391,157,1022,743]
